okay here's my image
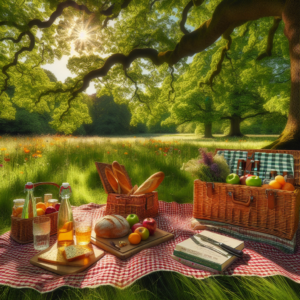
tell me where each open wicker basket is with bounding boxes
[193,149,300,240]
[95,162,159,220]
[10,182,60,244]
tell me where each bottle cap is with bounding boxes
[62,182,70,188]
[25,182,34,189]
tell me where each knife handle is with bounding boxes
[220,243,243,258]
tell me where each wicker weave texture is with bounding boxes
[10,212,58,244]
[105,192,159,219]
[193,180,300,240]
[215,148,300,186]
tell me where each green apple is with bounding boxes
[246,176,262,187]
[134,227,150,240]
[226,173,240,184]
[126,214,139,228]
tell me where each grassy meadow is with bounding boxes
[1,133,300,299]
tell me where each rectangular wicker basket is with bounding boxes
[10,212,58,244]
[95,162,159,220]
[193,149,300,240]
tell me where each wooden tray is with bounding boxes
[30,242,105,275]
[90,228,174,260]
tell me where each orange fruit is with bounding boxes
[36,202,47,212]
[17,213,22,218]
[275,175,285,186]
[62,221,73,231]
[13,206,23,217]
[282,182,295,191]
[128,233,142,245]
[36,208,45,216]
[269,180,282,189]
[262,184,272,189]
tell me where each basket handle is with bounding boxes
[228,192,253,208]
[33,182,60,189]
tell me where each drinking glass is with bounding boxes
[33,217,50,250]
[74,216,92,245]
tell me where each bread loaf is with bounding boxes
[133,172,165,195]
[95,215,130,238]
[112,161,132,194]
[63,245,94,262]
[105,167,118,193]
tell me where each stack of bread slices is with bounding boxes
[38,244,94,265]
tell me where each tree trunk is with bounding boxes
[264,0,300,150]
[203,122,213,138]
[226,116,243,137]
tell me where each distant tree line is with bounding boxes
[0,70,285,137]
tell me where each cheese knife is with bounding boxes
[199,235,244,258]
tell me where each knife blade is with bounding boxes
[190,236,229,257]
[198,235,244,258]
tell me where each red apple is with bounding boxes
[131,222,143,233]
[55,203,60,211]
[142,218,157,236]
[134,227,149,240]
[240,174,254,185]
[45,207,56,214]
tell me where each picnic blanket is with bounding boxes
[1,201,300,293]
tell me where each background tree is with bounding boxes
[0,0,299,148]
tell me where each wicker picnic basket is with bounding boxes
[193,149,300,240]
[10,182,60,244]
[95,162,159,219]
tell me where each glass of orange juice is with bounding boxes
[74,216,92,245]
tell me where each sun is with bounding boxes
[78,30,87,40]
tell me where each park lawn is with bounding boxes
[0,134,299,300]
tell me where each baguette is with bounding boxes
[127,184,138,196]
[133,172,165,195]
[112,161,132,194]
[105,167,118,193]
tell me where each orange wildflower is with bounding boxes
[4,158,10,161]
[107,151,110,154]
[0,148,6,151]
[124,152,128,155]
[37,154,42,158]
[24,149,30,154]
[20,171,24,174]
[36,150,41,154]
[25,158,28,161]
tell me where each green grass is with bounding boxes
[1,133,300,299]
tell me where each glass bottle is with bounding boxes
[263,170,277,185]
[21,182,37,219]
[57,183,74,247]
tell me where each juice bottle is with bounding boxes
[22,182,37,219]
[57,183,74,247]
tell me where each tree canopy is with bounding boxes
[0,0,299,148]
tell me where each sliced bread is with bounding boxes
[38,247,67,265]
[63,245,94,262]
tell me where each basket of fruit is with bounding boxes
[183,149,300,240]
[10,182,60,244]
[95,161,164,220]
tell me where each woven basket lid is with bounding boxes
[95,162,133,194]
[215,148,300,187]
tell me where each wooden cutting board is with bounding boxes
[90,228,174,260]
[30,242,105,275]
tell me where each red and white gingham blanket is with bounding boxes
[1,201,300,293]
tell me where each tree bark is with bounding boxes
[264,0,300,150]
[226,116,243,137]
[203,122,213,138]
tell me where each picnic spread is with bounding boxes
[1,151,300,292]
